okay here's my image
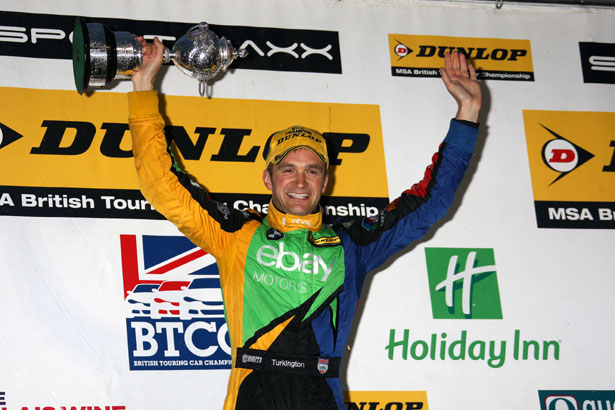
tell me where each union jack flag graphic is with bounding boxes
[120,234,223,319]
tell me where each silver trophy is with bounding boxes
[72,18,248,96]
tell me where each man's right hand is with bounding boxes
[131,37,165,91]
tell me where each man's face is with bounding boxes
[263,148,328,216]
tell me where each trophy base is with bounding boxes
[72,18,135,94]
[72,17,90,95]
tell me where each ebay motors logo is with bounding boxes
[119,234,231,370]
[539,391,615,410]
[256,243,335,280]
[541,124,594,185]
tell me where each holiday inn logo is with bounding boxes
[384,248,560,368]
[424,248,502,319]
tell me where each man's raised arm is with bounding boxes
[342,51,483,281]
[127,37,251,259]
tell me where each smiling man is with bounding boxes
[128,37,481,410]
[263,125,329,217]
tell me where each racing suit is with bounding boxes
[128,91,478,410]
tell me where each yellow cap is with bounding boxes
[265,125,328,168]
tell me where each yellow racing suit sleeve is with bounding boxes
[127,90,234,259]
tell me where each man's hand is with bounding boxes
[131,37,165,91]
[440,51,482,123]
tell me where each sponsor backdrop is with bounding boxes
[0,1,613,410]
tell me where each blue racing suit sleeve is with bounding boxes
[335,119,478,296]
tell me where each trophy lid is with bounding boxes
[72,17,90,95]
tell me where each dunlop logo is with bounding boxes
[345,391,428,410]
[523,110,615,229]
[389,34,534,81]
[0,88,390,222]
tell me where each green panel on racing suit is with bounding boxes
[242,220,346,346]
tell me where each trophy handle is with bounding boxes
[163,48,176,64]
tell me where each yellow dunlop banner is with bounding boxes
[389,34,534,81]
[0,87,389,220]
[523,110,615,229]
[345,391,429,410]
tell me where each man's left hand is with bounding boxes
[440,51,482,123]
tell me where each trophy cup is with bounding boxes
[72,17,247,96]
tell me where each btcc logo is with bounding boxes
[131,320,231,358]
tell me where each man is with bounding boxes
[128,37,481,410]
